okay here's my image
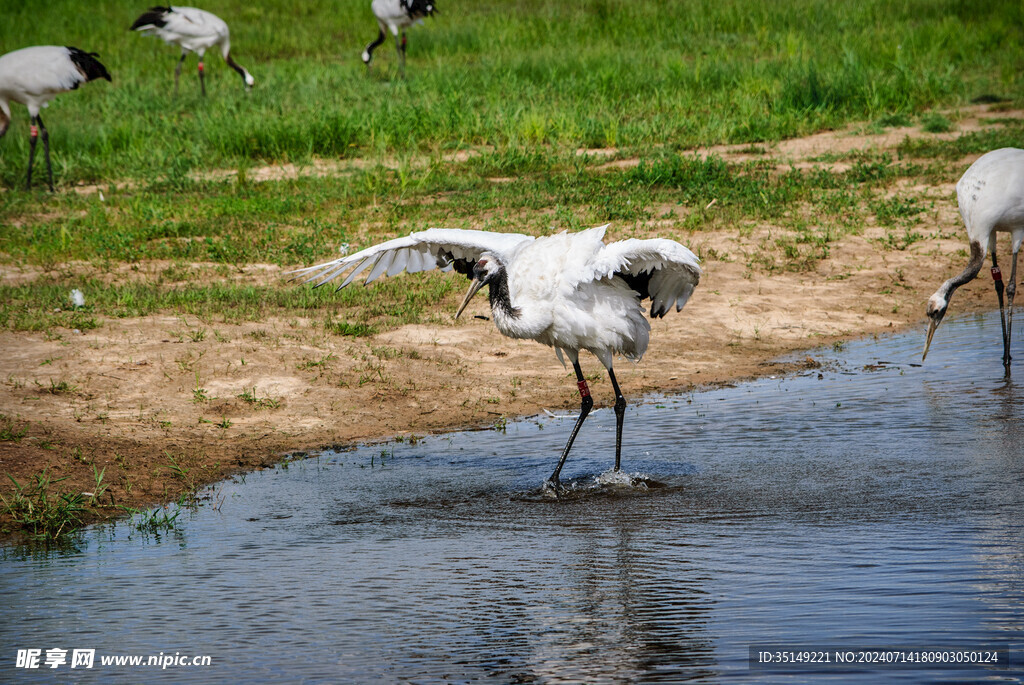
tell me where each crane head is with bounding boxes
[455,255,500,319]
[922,292,948,361]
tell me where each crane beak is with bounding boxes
[455,277,485,319]
[922,318,939,361]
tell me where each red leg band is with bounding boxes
[992,266,1003,281]
[198,62,204,72]
[30,125,38,137]
[577,380,591,398]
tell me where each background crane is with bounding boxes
[130,5,255,95]
[0,45,111,191]
[924,147,1024,367]
[362,0,438,78]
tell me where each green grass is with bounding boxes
[1,471,86,542]
[2,0,1023,332]
[1,0,1021,187]
[0,415,29,442]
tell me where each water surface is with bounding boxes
[2,310,1022,682]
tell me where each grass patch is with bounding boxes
[0,415,29,442]
[1,471,86,542]
[897,119,1024,159]
[237,387,281,409]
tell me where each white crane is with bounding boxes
[362,0,438,78]
[0,46,111,191]
[924,147,1024,367]
[130,6,255,95]
[293,224,702,491]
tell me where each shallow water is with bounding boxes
[2,310,1023,683]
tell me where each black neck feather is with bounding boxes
[945,240,986,297]
[488,267,520,319]
[66,47,112,83]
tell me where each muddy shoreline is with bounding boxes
[3,111,1019,542]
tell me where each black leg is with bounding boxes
[398,32,407,78]
[607,367,626,472]
[363,29,385,67]
[174,52,186,95]
[198,59,206,96]
[1007,248,1019,367]
[546,360,594,491]
[38,115,53,192]
[992,251,1011,367]
[25,116,39,190]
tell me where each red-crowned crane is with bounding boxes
[130,6,254,95]
[0,46,111,191]
[293,224,702,492]
[923,148,1024,368]
[362,0,438,78]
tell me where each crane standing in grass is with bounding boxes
[0,46,111,191]
[130,6,255,95]
[293,224,701,492]
[362,0,438,78]
[923,147,1024,367]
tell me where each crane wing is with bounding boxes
[163,8,228,39]
[289,228,534,290]
[584,238,702,318]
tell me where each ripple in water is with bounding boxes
[1,310,1022,683]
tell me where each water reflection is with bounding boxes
[1,311,1022,683]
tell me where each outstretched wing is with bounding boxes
[290,228,534,290]
[584,238,702,318]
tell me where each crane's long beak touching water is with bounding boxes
[456,277,485,319]
[922,317,940,361]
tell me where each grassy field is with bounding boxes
[1,0,1023,331]
[1,0,1022,181]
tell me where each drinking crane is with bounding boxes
[924,147,1024,367]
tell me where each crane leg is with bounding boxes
[398,32,407,79]
[607,367,626,472]
[25,117,39,190]
[992,251,1011,367]
[38,115,54,192]
[1007,247,1019,366]
[174,52,186,95]
[546,360,593,492]
[363,29,385,67]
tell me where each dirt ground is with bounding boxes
[1,109,1017,537]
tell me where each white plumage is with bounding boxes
[294,224,701,489]
[0,46,111,191]
[362,0,438,77]
[924,148,1024,366]
[131,6,254,94]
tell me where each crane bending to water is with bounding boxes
[293,225,701,491]
[924,148,1024,367]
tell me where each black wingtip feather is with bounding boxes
[617,271,652,301]
[130,6,172,31]
[66,47,112,82]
